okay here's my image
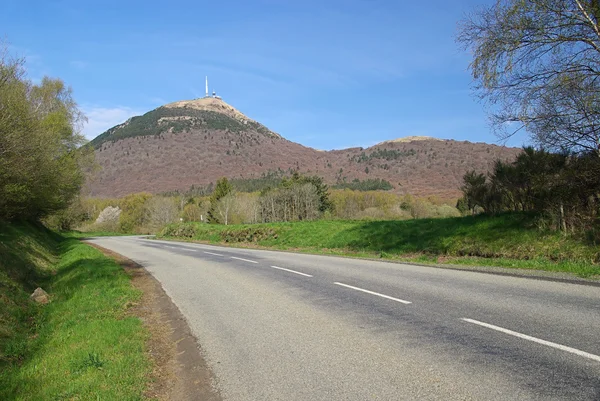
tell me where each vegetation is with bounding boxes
[68,188,461,233]
[332,178,393,191]
[0,46,90,221]
[459,147,600,237]
[89,107,275,149]
[162,169,305,197]
[258,172,332,222]
[229,170,288,193]
[351,148,416,163]
[159,213,600,278]
[208,177,235,225]
[458,0,600,154]
[0,221,149,400]
[458,2,600,258]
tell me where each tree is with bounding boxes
[119,193,152,232]
[456,197,469,216]
[216,193,236,225]
[146,196,179,230]
[458,1,600,155]
[461,171,488,214]
[286,172,332,213]
[183,203,203,222]
[207,177,233,224]
[0,43,89,220]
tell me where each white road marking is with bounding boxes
[462,318,600,363]
[333,282,412,304]
[270,266,313,277]
[204,251,224,257]
[231,256,259,264]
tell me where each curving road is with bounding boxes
[86,236,600,400]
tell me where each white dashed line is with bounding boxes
[461,318,600,362]
[333,282,412,304]
[204,251,224,257]
[270,266,313,277]
[231,256,258,264]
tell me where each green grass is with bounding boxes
[0,222,150,400]
[159,213,600,278]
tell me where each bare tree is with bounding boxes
[146,196,179,230]
[183,203,202,222]
[232,192,260,224]
[458,0,600,155]
[217,193,236,225]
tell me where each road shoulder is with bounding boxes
[86,242,222,401]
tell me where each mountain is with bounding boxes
[87,97,521,199]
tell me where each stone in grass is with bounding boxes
[30,287,50,304]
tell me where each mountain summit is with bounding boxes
[87,98,521,198]
[163,97,277,135]
[89,97,279,149]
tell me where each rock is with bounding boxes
[30,287,50,304]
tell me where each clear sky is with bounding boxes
[1,0,527,150]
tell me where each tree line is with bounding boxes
[63,181,462,233]
[459,147,600,234]
[206,173,332,225]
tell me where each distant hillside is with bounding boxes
[86,97,521,199]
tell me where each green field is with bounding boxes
[0,222,149,400]
[160,213,600,278]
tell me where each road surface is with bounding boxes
[86,236,600,400]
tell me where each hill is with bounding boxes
[87,97,521,199]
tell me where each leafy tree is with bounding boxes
[207,177,233,224]
[456,197,469,216]
[119,193,152,233]
[0,44,88,220]
[458,0,600,155]
[461,171,488,215]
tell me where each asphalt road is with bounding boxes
[86,236,600,400]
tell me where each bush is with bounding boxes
[220,227,279,242]
[161,223,198,238]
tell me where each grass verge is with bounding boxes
[159,213,600,278]
[0,221,150,400]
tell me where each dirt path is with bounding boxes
[87,243,222,401]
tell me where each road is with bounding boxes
[86,236,600,400]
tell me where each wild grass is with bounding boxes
[160,213,600,278]
[0,222,149,400]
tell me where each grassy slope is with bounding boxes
[160,213,600,278]
[0,222,149,400]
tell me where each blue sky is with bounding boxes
[1,0,527,150]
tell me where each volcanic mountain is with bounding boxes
[87,97,521,199]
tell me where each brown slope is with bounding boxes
[86,99,521,199]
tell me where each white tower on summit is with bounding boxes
[205,76,209,98]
